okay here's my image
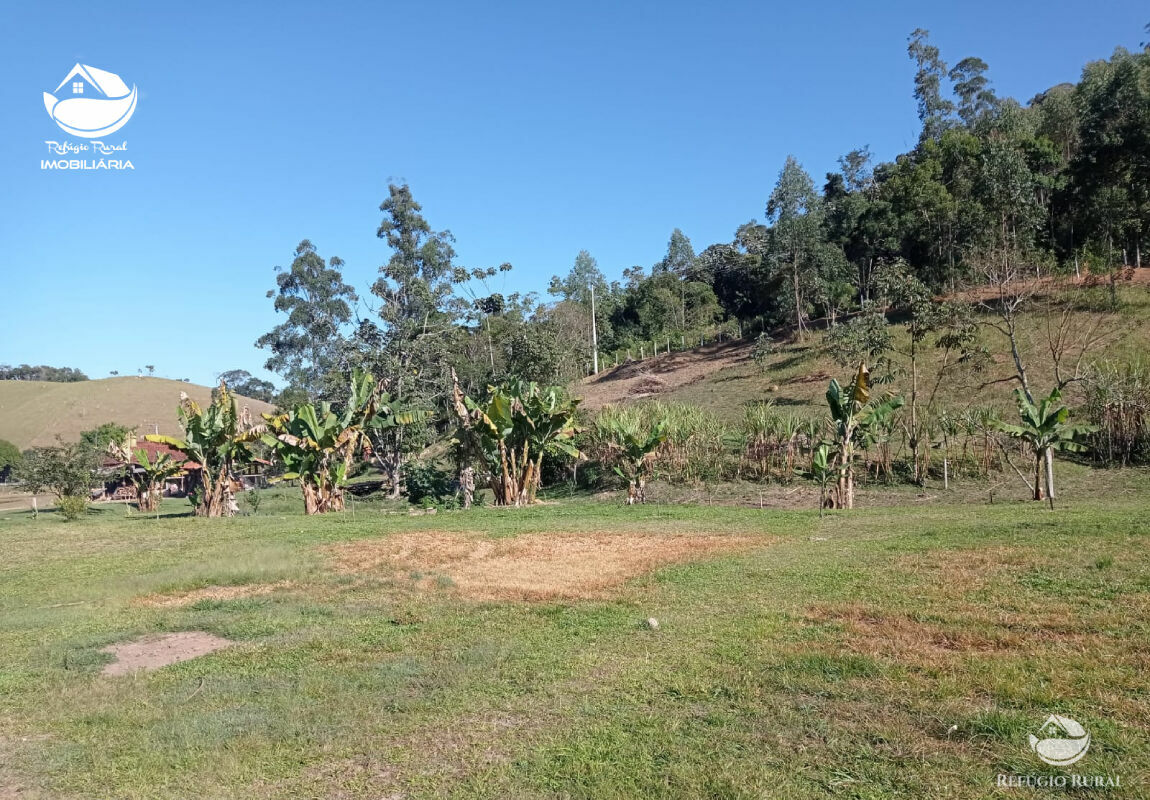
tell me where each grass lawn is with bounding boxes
[1,473,1148,798]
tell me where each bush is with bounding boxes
[245,488,262,514]
[18,441,101,498]
[404,462,452,504]
[751,333,776,373]
[56,495,87,521]
[0,438,21,482]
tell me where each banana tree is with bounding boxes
[129,449,183,512]
[452,374,581,507]
[795,443,834,516]
[596,410,667,505]
[995,387,1095,509]
[825,363,904,509]
[262,370,418,514]
[147,383,257,517]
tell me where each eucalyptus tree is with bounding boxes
[366,183,465,495]
[256,240,358,400]
[907,28,955,142]
[949,57,998,128]
[548,249,615,369]
[767,156,824,340]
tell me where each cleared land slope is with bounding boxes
[0,377,274,449]
[579,280,1150,421]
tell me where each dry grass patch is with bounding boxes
[893,546,1044,593]
[133,581,295,608]
[324,529,765,601]
[805,602,1019,669]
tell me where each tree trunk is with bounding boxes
[1033,454,1044,501]
[460,466,474,510]
[910,339,920,484]
[1044,447,1055,509]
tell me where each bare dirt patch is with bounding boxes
[101,632,234,676]
[324,530,765,601]
[578,341,749,410]
[134,582,294,608]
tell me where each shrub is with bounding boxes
[0,438,21,482]
[18,441,101,499]
[245,488,262,514]
[404,462,452,504]
[751,333,776,373]
[56,495,88,521]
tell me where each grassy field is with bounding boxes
[2,470,1148,799]
[0,377,274,450]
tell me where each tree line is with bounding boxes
[0,365,88,382]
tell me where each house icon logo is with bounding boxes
[43,63,138,138]
[1029,714,1091,767]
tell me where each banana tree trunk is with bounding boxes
[1033,454,1044,501]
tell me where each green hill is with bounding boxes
[579,282,1149,422]
[0,377,275,450]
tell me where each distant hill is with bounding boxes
[0,377,275,450]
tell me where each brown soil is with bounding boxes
[101,632,234,676]
[324,530,765,601]
[578,341,750,411]
[134,582,294,608]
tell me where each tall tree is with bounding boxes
[655,229,699,329]
[908,29,955,142]
[548,250,614,370]
[256,240,358,400]
[767,156,823,340]
[364,184,463,495]
[949,57,998,127]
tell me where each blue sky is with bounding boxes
[1,1,1145,386]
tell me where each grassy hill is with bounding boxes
[0,377,275,449]
[580,281,1150,423]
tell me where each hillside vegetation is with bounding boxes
[0,377,275,450]
[580,281,1150,423]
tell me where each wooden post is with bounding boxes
[590,283,599,375]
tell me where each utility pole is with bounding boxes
[590,283,599,375]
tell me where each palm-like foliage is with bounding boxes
[795,443,834,516]
[995,387,1094,508]
[129,449,183,512]
[596,409,667,505]
[262,370,423,514]
[453,377,580,506]
[824,363,904,509]
[147,383,257,516]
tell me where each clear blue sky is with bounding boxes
[1,1,1145,386]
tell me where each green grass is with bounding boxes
[2,474,1149,798]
